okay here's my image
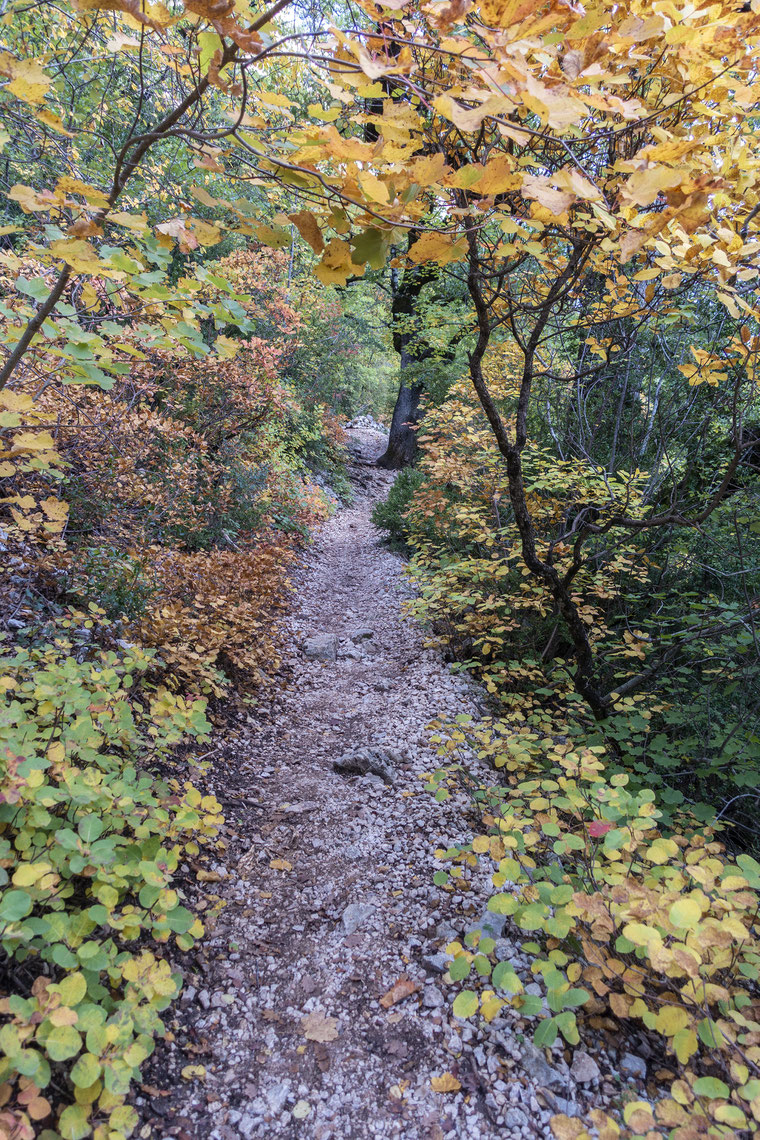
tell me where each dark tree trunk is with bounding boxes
[376,242,440,470]
[377,373,423,469]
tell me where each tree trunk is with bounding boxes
[377,375,423,469]
[376,244,439,470]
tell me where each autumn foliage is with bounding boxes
[0,242,345,1136]
[1,0,760,1136]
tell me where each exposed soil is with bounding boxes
[133,429,609,1140]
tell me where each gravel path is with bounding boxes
[135,429,579,1140]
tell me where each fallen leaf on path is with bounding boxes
[180,1065,206,1081]
[379,977,419,1009]
[269,857,293,872]
[301,1011,339,1042]
[431,1073,461,1093]
[140,1085,170,1097]
[196,870,222,882]
[550,1115,589,1140]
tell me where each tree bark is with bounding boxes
[376,244,439,469]
[377,371,423,468]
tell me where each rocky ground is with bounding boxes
[133,428,637,1140]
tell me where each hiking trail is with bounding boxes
[135,427,605,1140]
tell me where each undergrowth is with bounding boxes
[0,612,220,1139]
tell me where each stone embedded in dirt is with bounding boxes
[570,1049,601,1084]
[512,1039,566,1091]
[303,633,338,660]
[422,952,449,974]
[341,901,376,935]
[422,986,445,1009]
[466,909,507,941]
[332,746,398,785]
[265,1082,290,1115]
[620,1051,647,1080]
[351,628,374,642]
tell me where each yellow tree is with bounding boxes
[233,0,760,713]
[3,0,760,712]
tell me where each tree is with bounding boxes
[240,0,760,716]
[2,0,760,717]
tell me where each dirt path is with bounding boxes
[135,429,575,1140]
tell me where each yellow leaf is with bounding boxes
[12,430,56,452]
[431,1073,461,1093]
[672,1027,698,1064]
[550,1114,589,1139]
[49,238,103,274]
[408,231,467,266]
[189,218,222,246]
[269,858,292,872]
[289,210,325,254]
[621,166,683,207]
[34,108,71,135]
[644,837,678,864]
[655,1005,690,1036]
[314,238,363,286]
[181,1065,206,1080]
[0,52,51,104]
[40,497,68,522]
[0,390,34,413]
[358,172,390,204]
[520,174,575,216]
[12,862,52,887]
[623,1102,655,1132]
[669,897,701,929]
[257,90,293,108]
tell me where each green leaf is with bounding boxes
[58,1103,91,1140]
[78,815,104,843]
[452,991,479,1019]
[473,954,491,978]
[555,1010,580,1044]
[533,1017,558,1047]
[70,1052,101,1088]
[45,1024,82,1061]
[697,1018,724,1048]
[56,972,87,1008]
[693,1076,730,1099]
[492,963,523,994]
[518,994,543,1016]
[16,276,50,301]
[562,988,589,1009]
[0,889,33,921]
[165,905,194,933]
[487,894,517,915]
[448,956,471,981]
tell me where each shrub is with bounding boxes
[0,617,220,1139]
[428,716,760,1139]
[371,467,427,546]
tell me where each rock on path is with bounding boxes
[135,428,567,1140]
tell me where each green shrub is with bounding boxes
[429,715,760,1138]
[0,614,219,1139]
[63,546,156,620]
[372,468,427,546]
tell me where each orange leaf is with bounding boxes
[379,977,419,1009]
